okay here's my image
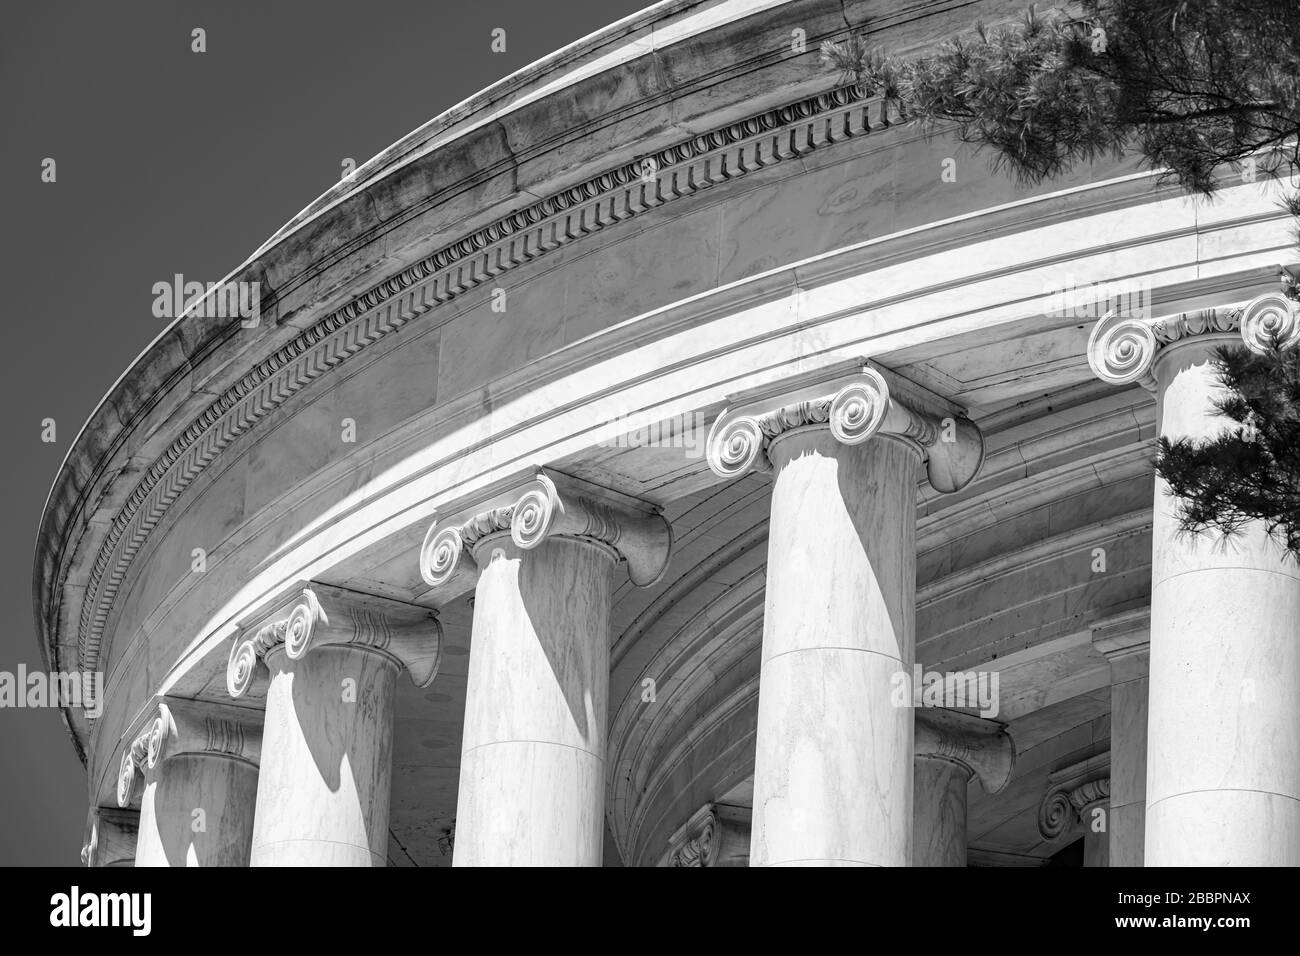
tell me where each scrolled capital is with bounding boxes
[913,708,1015,794]
[228,583,442,696]
[1087,309,1158,386]
[666,803,751,867]
[1240,291,1300,353]
[704,412,767,479]
[421,470,673,589]
[706,363,984,493]
[1037,754,1111,840]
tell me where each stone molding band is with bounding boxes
[1087,286,1300,388]
[116,697,263,808]
[420,469,673,595]
[913,708,1016,794]
[226,582,442,699]
[705,363,984,493]
[1038,754,1112,840]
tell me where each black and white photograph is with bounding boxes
[0,0,1291,933]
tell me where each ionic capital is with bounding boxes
[117,696,262,807]
[226,582,441,699]
[1038,753,1111,840]
[420,469,673,595]
[705,363,984,493]
[913,708,1015,794]
[1087,285,1300,389]
[666,803,751,867]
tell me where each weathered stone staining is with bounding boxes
[41,0,1300,868]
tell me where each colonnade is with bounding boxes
[92,293,1300,866]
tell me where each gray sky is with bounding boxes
[0,0,651,866]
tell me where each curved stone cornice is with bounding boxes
[61,81,879,683]
[706,362,984,492]
[420,469,673,594]
[1037,754,1112,840]
[116,697,262,808]
[1086,287,1300,388]
[226,583,441,699]
[914,708,1016,795]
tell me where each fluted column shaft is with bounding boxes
[1145,337,1300,865]
[751,431,919,866]
[454,536,614,866]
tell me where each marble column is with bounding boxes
[707,363,984,867]
[666,803,752,867]
[1088,293,1300,865]
[227,583,442,866]
[115,698,261,867]
[81,807,139,867]
[1038,754,1111,866]
[1092,609,1150,867]
[912,708,1015,867]
[421,470,671,866]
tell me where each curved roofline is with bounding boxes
[33,0,842,765]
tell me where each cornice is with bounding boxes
[63,81,883,686]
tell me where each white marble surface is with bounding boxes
[453,536,612,866]
[249,645,398,866]
[749,431,917,867]
[134,754,257,867]
[913,757,968,867]
[1145,339,1300,866]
